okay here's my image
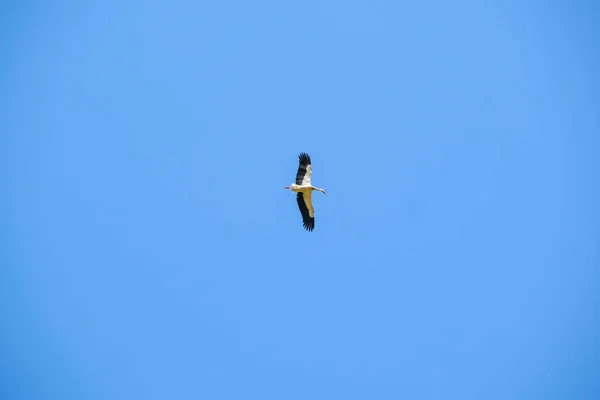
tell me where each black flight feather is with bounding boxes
[296,192,315,232]
[295,152,312,185]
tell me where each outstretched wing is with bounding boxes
[295,152,312,186]
[296,192,315,232]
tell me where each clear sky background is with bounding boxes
[1,1,599,399]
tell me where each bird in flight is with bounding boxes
[285,152,327,231]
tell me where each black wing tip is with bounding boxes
[298,152,311,165]
[303,220,315,231]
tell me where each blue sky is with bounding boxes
[1,1,599,399]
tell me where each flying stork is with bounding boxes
[285,152,327,231]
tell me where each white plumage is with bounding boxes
[284,153,327,232]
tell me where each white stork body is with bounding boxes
[284,153,327,232]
